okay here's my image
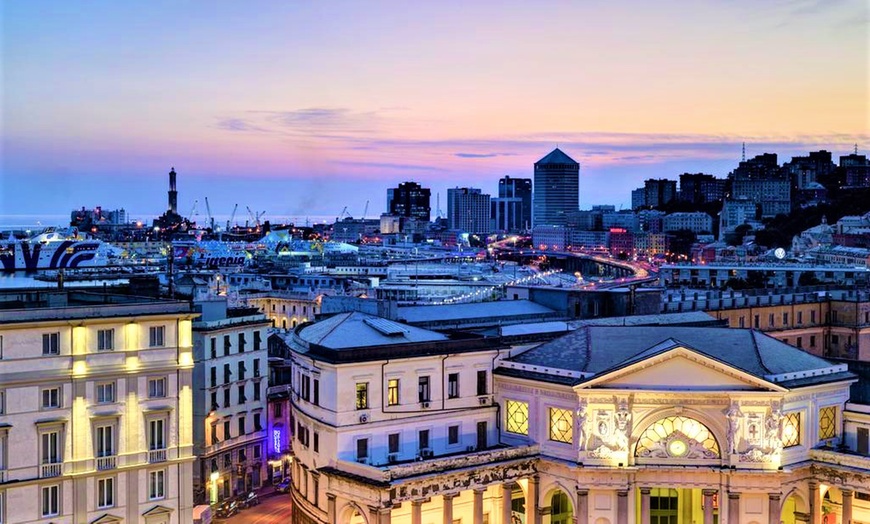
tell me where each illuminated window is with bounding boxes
[635,416,720,458]
[548,407,573,443]
[505,400,529,435]
[819,406,838,440]
[782,412,801,447]
[355,383,368,410]
[387,379,399,406]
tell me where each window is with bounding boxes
[148,419,165,450]
[418,429,430,451]
[223,335,231,356]
[811,310,817,323]
[738,317,745,328]
[97,328,114,351]
[418,376,430,403]
[238,417,246,436]
[238,333,246,353]
[238,361,246,380]
[148,470,165,500]
[783,412,801,448]
[797,337,803,348]
[768,313,774,327]
[0,389,4,415]
[636,416,719,458]
[448,425,459,445]
[797,311,803,325]
[753,315,759,328]
[43,332,60,355]
[253,444,261,459]
[388,433,400,454]
[95,425,114,457]
[819,406,838,440]
[274,403,282,418]
[210,367,217,388]
[148,377,166,398]
[356,438,368,461]
[313,432,319,453]
[477,370,487,395]
[211,423,219,444]
[356,382,368,410]
[210,338,217,359]
[254,331,262,351]
[41,430,61,464]
[223,388,231,407]
[650,488,678,524]
[387,379,400,406]
[506,400,530,435]
[238,384,246,403]
[96,382,115,404]
[313,379,319,406]
[783,312,789,326]
[210,391,218,410]
[97,477,114,508]
[148,326,165,347]
[253,359,261,377]
[810,335,816,347]
[42,387,61,409]
[301,375,310,401]
[448,373,460,399]
[224,363,231,384]
[42,485,59,517]
[223,453,231,468]
[238,449,246,462]
[548,407,573,444]
[254,413,262,431]
[253,382,261,401]
[224,421,231,440]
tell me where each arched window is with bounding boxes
[635,416,720,459]
[551,490,572,524]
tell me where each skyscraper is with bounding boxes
[387,181,431,222]
[533,148,579,227]
[492,176,532,232]
[447,187,491,234]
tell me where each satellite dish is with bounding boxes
[774,248,786,260]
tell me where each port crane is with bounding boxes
[246,206,266,229]
[361,200,369,220]
[189,199,199,221]
[204,197,214,230]
[227,204,238,231]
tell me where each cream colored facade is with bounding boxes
[0,290,196,524]
[286,318,870,524]
[245,291,321,330]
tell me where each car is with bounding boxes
[276,477,292,493]
[214,499,239,518]
[237,491,259,509]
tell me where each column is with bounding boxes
[842,489,853,524]
[767,493,780,524]
[502,484,514,524]
[575,489,589,524]
[702,489,716,524]
[369,507,391,524]
[640,488,651,524]
[728,492,740,524]
[443,493,455,524]
[474,489,485,524]
[616,490,629,524]
[327,494,337,524]
[527,476,539,524]
[809,482,821,524]
[413,500,424,524]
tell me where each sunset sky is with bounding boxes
[2,0,868,223]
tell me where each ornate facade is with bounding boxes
[285,314,870,524]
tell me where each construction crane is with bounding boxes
[246,206,266,229]
[204,197,214,230]
[337,206,351,222]
[227,204,238,231]
[189,199,199,220]
[361,200,370,221]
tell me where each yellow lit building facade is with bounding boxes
[0,290,196,524]
[285,316,870,524]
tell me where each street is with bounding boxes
[215,493,293,524]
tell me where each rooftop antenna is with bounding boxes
[856,143,859,155]
[741,142,746,162]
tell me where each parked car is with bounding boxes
[214,500,239,518]
[237,491,260,509]
[276,477,292,493]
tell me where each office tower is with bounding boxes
[447,187,491,234]
[491,176,532,232]
[678,173,726,205]
[533,148,579,227]
[387,182,431,222]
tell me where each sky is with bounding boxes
[1,0,868,224]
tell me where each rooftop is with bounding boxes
[536,148,578,166]
[0,289,194,323]
[396,300,558,324]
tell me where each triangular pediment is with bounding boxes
[578,346,785,392]
[91,514,123,524]
[142,505,174,517]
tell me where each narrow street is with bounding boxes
[215,493,293,524]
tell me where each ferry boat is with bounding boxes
[0,227,125,272]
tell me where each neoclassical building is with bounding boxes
[283,313,870,524]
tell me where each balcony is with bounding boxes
[96,455,117,471]
[41,463,63,478]
[148,448,167,463]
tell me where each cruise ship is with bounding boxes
[0,227,125,271]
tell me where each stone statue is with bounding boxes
[726,403,742,454]
[577,403,592,451]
